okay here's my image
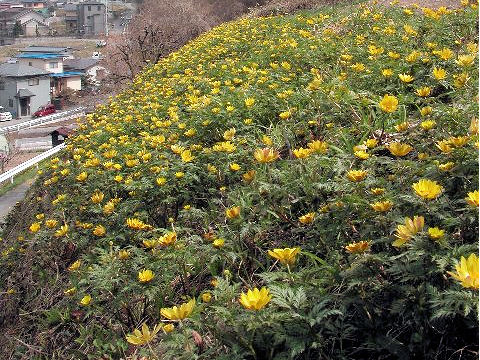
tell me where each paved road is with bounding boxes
[0,180,32,222]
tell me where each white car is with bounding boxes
[0,107,12,122]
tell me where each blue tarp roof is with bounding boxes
[50,71,84,78]
[17,53,63,59]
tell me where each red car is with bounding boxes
[33,104,56,118]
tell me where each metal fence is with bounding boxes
[0,143,66,185]
[0,107,85,135]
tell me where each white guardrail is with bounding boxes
[0,143,66,185]
[0,107,85,135]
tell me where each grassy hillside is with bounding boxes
[0,1,478,359]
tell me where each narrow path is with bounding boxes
[0,180,32,222]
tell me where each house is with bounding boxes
[77,2,105,36]
[64,57,107,85]
[12,9,49,36]
[0,62,50,118]
[20,0,47,9]
[16,46,83,96]
[63,3,77,34]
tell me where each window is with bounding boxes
[49,62,58,69]
[0,82,4,90]
[88,5,91,11]
[28,61,33,66]
[8,99,13,107]
[87,16,91,19]
[97,5,101,11]
[28,78,39,86]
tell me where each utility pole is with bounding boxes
[104,0,109,37]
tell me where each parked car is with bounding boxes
[0,106,12,122]
[33,104,56,118]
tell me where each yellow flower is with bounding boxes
[354,150,370,160]
[456,54,475,67]
[239,287,272,310]
[447,254,479,289]
[161,298,195,320]
[395,121,410,132]
[418,152,429,160]
[412,179,443,200]
[433,48,453,61]
[387,142,413,157]
[432,67,447,80]
[126,323,162,346]
[438,162,455,171]
[118,250,130,260]
[163,324,175,333]
[388,51,401,59]
[54,224,69,237]
[420,120,436,130]
[138,269,155,283]
[364,139,378,148]
[225,206,241,219]
[382,68,393,77]
[293,147,313,159]
[80,294,92,306]
[370,187,385,195]
[103,201,115,215]
[420,106,433,117]
[126,218,153,231]
[347,170,367,182]
[45,219,58,229]
[181,150,195,163]
[415,86,432,97]
[436,140,453,153]
[64,287,76,296]
[345,240,370,254]
[279,110,291,120]
[448,135,469,148]
[93,225,106,237]
[223,128,236,140]
[213,238,225,248]
[469,117,479,135]
[428,227,445,240]
[267,247,300,266]
[158,232,177,246]
[229,163,241,171]
[29,222,41,233]
[262,135,273,146]
[91,191,104,204]
[68,259,81,271]
[370,200,393,212]
[465,190,479,207]
[254,148,279,163]
[202,292,212,303]
[76,172,88,182]
[378,94,398,113]
[156,177,167,186]
[399,73,414,83]
[245,98,255,107]
[243,170,256,183]
[298,212,315,225]
[393,216,425,247]
[307,140,328,154]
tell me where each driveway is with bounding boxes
[0,180,32,222]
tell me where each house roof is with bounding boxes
[13,9,48,20]
[51,126,75,137]
[0,62,50,77]
[17,53,63,59]
[21,46,70,54]
[64,58,99,71]
[49,71,84,78]
[21,0,47,3]
[64,4,77,11]
[16,88,36,97]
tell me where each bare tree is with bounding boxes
[102,0,266,83]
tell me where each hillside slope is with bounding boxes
[0,2,478,359]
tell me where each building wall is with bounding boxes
[65,76,81,91]
[78,4,105,35]
[16,75,50,116]
[18,57,63,73]
[23,21,48,36]
[0,77,19,117]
